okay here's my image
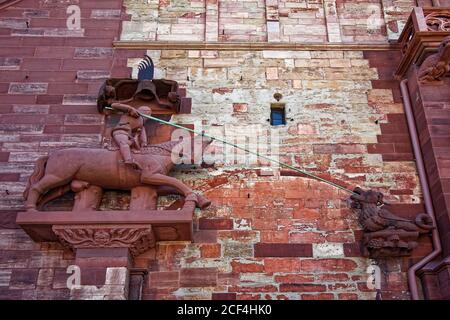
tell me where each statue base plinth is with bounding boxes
[16,207,194,247]
[17,204,195,295]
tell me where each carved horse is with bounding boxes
[23,137,212,211]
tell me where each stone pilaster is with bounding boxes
[205,0,219,42]
[323,0,341,43]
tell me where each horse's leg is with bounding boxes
[25,174,68,211]
[140,173,210,209]
[141,173,192,196]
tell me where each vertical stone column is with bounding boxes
[69,248,132,300]
[128,268,148,300]
[323,0,342,43]
[266,0,280,42]
[205,0,219,42]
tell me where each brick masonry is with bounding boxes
[0,0,145,300]
[0,0,441,300]
[121,0,422,42]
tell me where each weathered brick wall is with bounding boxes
[336,0,386,42]
[278,0,327,43]
[122,0,206,41]
[120,0,422,42]
[0,0,436,300]
[218,0,266,42]
[124,48,429,300]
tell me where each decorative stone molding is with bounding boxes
[114,40,399,51]
[425,11,450,32]
[53,224,155,257]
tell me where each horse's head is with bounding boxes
[349,187,384,209]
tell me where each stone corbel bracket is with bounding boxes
[16,200,196,259]
[52,224,156,257]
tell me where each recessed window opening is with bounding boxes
[270,104,286,126]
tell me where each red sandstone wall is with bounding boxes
[0,0,142,298]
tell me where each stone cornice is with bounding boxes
[113,41,401,51]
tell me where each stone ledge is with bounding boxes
[114,41,401,51]
[16,209,194,245]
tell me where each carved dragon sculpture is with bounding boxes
[418,36,450,83]
[349,187,435,258]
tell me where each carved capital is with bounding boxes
[52,224,156,257]
[425,11,450,32]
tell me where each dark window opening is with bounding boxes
[270,105,286,126]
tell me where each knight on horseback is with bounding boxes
[109,102,151,171]
[22,55,212,212]
[101,83,152,170]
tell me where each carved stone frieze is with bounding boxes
[52,224,156,257]
[425,11,450,32]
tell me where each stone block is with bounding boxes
[313,243,344,258]
[254,243,313,257]
[9,83,48,94]
[180,268,218,287]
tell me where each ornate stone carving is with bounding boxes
[97,56,183,115]
[395,8,450,79]
[19,57,212,264]
[22,56,210,213]
[425,12,450,32]
[349,187,435,258]
[418,36,450,83]
[22,135,212,212]
[53,224,155,257]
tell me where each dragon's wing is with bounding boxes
[378,208,412,222]
[137,55,154,80]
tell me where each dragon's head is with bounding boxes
[349,187,384,209]
[438,36,450,53]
